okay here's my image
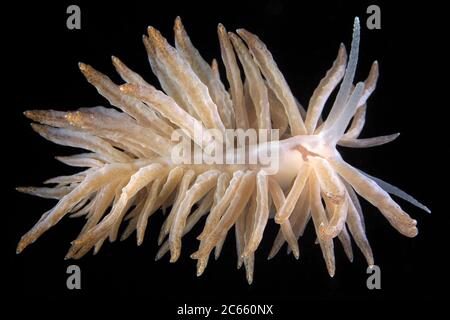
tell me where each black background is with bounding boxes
[4,0,446,313]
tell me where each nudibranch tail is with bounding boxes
[17,16,430,283]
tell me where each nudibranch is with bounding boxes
[17,17,430,283]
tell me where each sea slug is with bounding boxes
[16,17,430,283]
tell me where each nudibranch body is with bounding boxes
[17,17,429,283]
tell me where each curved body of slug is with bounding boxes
[17,17,429,284]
